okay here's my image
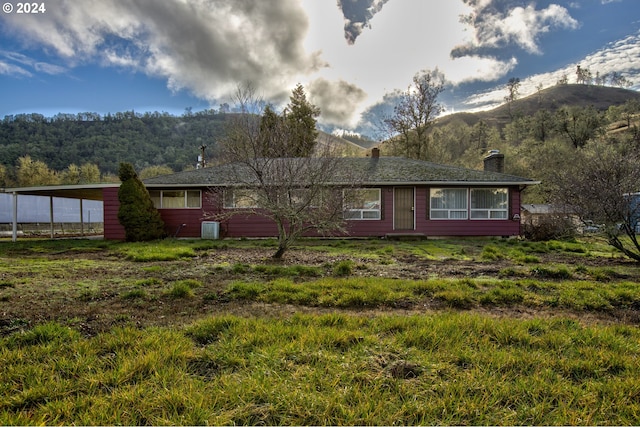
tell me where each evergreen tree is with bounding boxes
[117,162,165,241]
[284,83,320,157]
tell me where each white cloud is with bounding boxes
[307,78,367,127]
[452,3,579,56]
[302,0,486,123]
[0,50,66,75]
[460,31,640,111]
[1,0,324,103]
[0,60,32,77]
[1,0,635,130]
[33,62,67,75]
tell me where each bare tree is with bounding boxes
[549,141,640,261]
[610,72,632,88]
[209,84,362,259]
[576,65,592,85]
[384,69,445,160]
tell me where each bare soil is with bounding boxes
[1,245,639,337]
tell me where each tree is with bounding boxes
[283,83,321,157]
[576,65,592,85]
[213,85,362,259]
[384,69,445,160]
[471,120,490,151]
[61,164,81,184]
[556,73,569,85]
[79,163,101,183]
[117,162,165,242]
[610,72,632,88]
[529,109,554,142]
[139,165,174,180]
[62,163,101,184]
[16,155,60,186]
[555,105,603,148]
[0,164,9,187]
[504,77,521,120]
[549,142,640,261]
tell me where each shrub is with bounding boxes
[522,214,576,241]
[117,162,165,242]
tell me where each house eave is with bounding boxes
[143,181,541,188]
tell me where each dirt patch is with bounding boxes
[1,245,639,337]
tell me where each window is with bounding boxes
[344,188,381,220]
[471,188,508,219]
[429,187,509,220]
[149,190,201,209]
[430,188,468,219]
[224,189,259,208]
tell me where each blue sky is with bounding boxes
[0,0,638,136]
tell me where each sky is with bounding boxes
[0,0,639,137]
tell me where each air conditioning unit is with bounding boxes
[201,221,219,239]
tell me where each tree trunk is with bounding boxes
[273,244,287,259]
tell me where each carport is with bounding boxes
[1,184,119,241]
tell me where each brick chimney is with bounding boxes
[483,149,504,173]
[371,147,380,158]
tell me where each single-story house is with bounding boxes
[102,149,539,240]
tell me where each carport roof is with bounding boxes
[1,184,119,201]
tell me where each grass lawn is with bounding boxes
[1,236,640,425]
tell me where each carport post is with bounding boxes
[80,199,84,236]
[49,196,54,238]
[12,192,17,242]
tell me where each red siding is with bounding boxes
[103,187,125,240]
[159,209,205,238]
[103,185,525,240]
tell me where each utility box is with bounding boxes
[201,221,220,239]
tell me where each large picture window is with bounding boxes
[471,188,508,219]
[429,187,509,220]
[149,190,201,209]
[430,188,468,219]
[344,188,381,220]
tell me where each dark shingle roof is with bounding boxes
[143,157,538,187]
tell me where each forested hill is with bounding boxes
[435,84,640,131]
[0,110,230,175]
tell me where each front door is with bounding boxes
[394,187,415,230]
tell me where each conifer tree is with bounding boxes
[117,162,165,241]
[284,83,320,157]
